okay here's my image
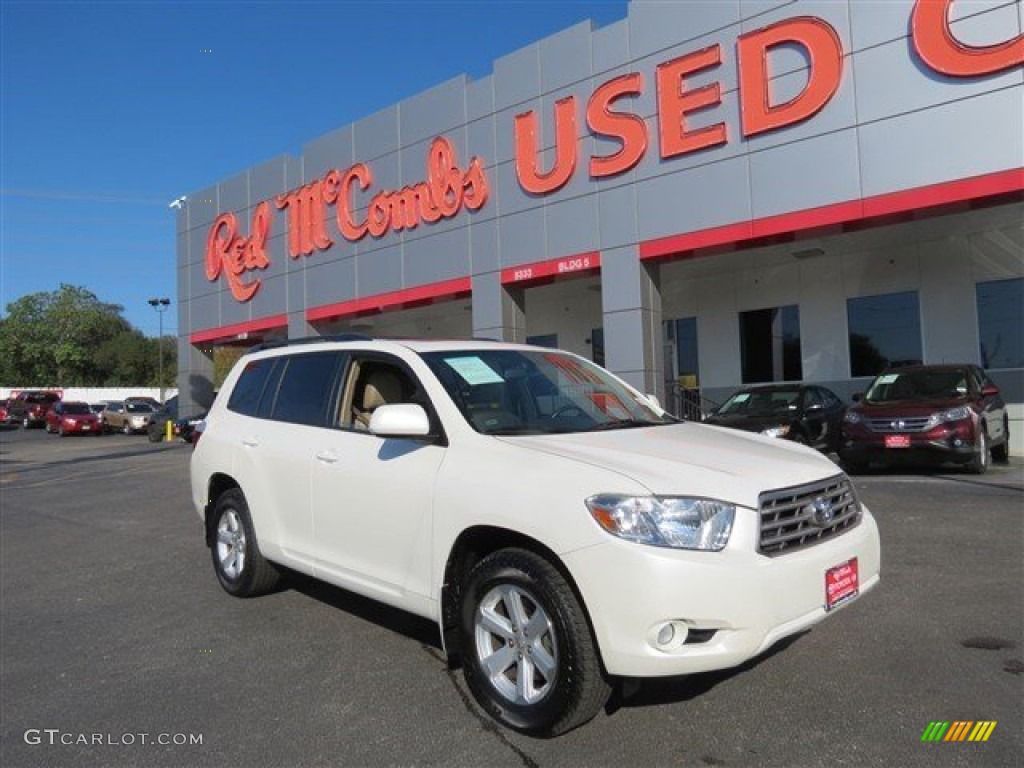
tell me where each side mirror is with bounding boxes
[852,393,863,402]
[369,403,433,439]
[806,403,824,412]
[981,384,1000,397]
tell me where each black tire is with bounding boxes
[459,548,610,737]
[22,418,30,430]
[966,428,990,475]
[992,418,1010,464]
[58,425,66,437]
[147,427,162,443]
[210,489,281,598]
[841,455,869,474]
[122,422,132,435]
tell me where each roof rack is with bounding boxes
[245,333,372,354]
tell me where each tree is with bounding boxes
[0,284,175,387]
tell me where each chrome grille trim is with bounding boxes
[758,474,861,556]
[866,416,931,433]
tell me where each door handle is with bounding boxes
[241,437,259,448]
[315,450,340,464]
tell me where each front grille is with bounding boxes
[866,416,931,432]
[758,475,861,556]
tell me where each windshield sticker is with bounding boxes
[732,393,750,402]
[588,392,630,419]
[876,374,899,384]
[445,356,505,385]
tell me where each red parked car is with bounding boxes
[840,364,1009,474]
[45,401,104,436]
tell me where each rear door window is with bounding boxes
[270,352,345,427]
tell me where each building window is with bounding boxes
[526,333,558,349]
[669,317,700,387]
[740,305,801,383]
[589,327,605,367]
[977,277,1023,369]
[847,291,922,377]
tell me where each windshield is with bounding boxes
[125,403,154,414]
[717,389,800,416]
[63,403,91,415]
[865,369,969,403]
[421,349,674,435]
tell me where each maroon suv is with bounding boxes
[840,364,1009,474]
[9,391,62,429]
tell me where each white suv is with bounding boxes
[191,337,880,736]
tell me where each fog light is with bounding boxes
[649,621,690,651]
[657,624,675,646]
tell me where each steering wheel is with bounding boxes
[551,404,587,420]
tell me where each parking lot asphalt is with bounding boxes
[1,426,1021,768]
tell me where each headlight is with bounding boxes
[585,494,734,550]
[760,425,790,438]
[843,411,862,424]
[925,406,971,428]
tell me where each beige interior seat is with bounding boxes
[354,369,403,429]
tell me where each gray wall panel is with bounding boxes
[470,218,501,276]
[188,293,219,333]
[287,268,306,315]
[859,87,1024,198]
[750,128,862,219]
[601,246,645,313]
[400,76,469,146]
[218,172,249,218]
[218,283,249,327]
[494,42,540,110]
[494,158,536,217]
[353,105,399,161]
[740,0,851,47]
[494,100,540,165]
[185,226,209,271]
[598,183,639,249]
[177,232,188,269]
[591,18,629,77]
[176,264,189,305]
[399,129,468,191]
[545,195,599,258]
[540,21,593,93]
[628,1,740,59]
[303,126,354,180]
[739,0,797,27]
[247,275,287,321]
[499,208,546,267]
[249,156,294,204]
[848,0,913,50]
[306,257,355,310]
[356,245,403,296]
[466,115,497,178]
[187,185,219,231]
[635,155,752,242]
[404,227,471,287]
[466,75,494,122]
[854,32,1022,125]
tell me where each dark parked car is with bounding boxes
[9,391,62,428]
[147,398,205,443]
[840,364,1009,474]
[703,384,846,453]
[44,401,103,436]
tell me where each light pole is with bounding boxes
[148,297,171,402]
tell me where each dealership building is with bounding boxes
[175,0,1024,452]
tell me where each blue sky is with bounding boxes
[1,0,626,336]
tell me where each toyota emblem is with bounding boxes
[808,496,835,528]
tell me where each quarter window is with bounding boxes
[847,291,922,377]
[977,277,1023,369]
[740,305,802,383]
[228,358,275,416]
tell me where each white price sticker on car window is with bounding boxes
[876,374,898,384]
[445,356,505,385]
[732,393,750,402]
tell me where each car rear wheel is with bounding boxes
[459,548,610,737]
[210,489,281,598]
[966,429,990,475]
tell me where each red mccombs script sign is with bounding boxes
[206,0,1023,302]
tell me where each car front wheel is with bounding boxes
[967,429,990,475]
[210,489,281,598]
[459,548,610,737]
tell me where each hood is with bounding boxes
[497,422,840,510]
[851,397,968,417]
[702,413,792,433]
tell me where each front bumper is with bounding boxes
[841,422,978,465]
[562,507,880,677]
